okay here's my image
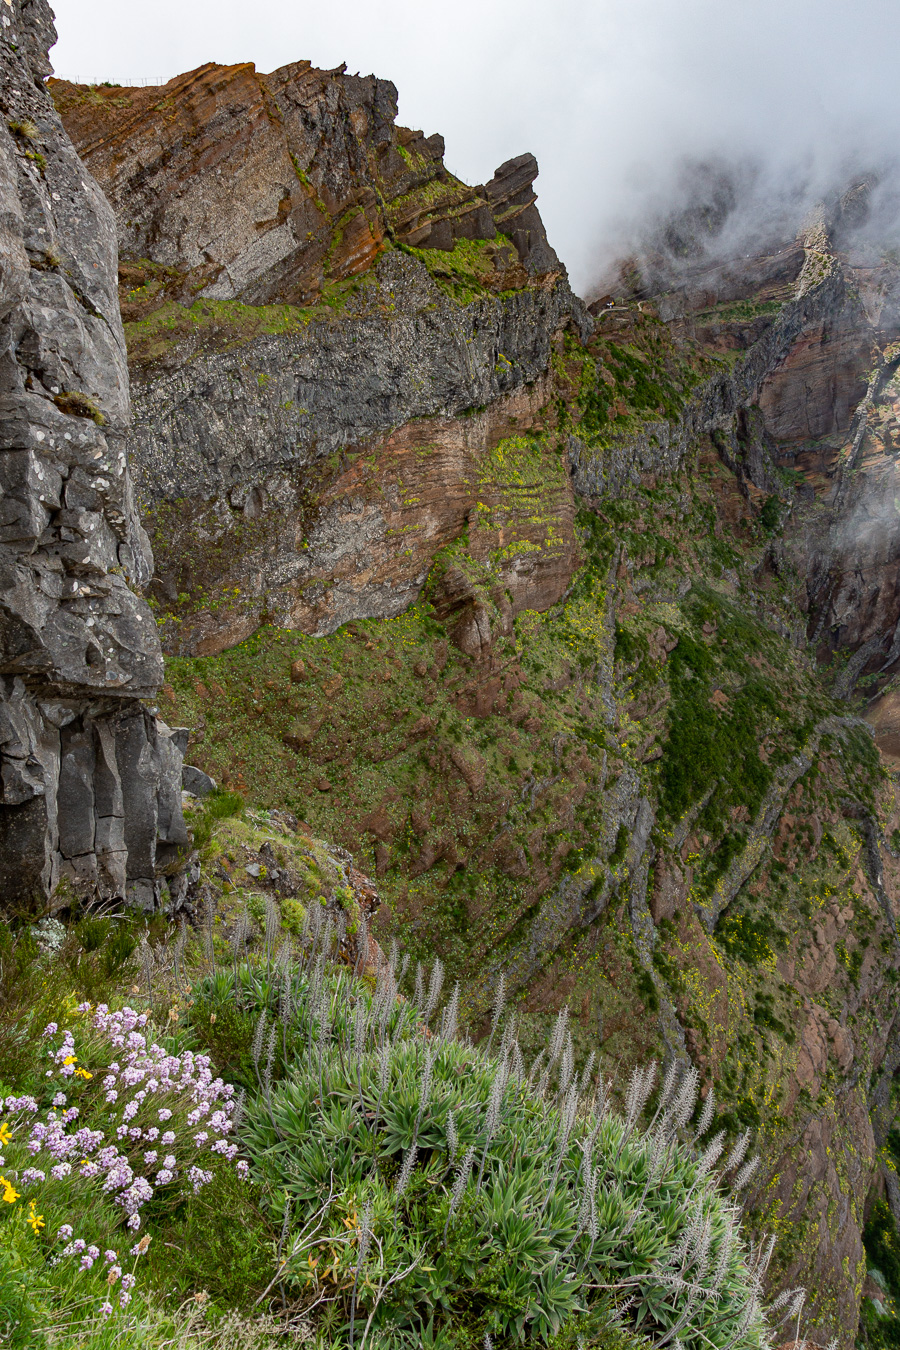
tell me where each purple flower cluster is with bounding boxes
[57,1232,149,1318]
[3,1004,248,1235]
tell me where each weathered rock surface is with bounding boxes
[0,0,184,910]
[132,260,586,654]
[48,51,900,1346]
[52,62,562,311]
[54,65,584,658]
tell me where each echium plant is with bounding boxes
[0,1002,249,1324]
[219,934,828,1350]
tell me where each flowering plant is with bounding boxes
[0,1003,249,1324]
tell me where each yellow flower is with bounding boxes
[0,1123,11,1146]
[0,1175,20,1204]
[62,1055,77,1066]
[74,1068,93,1080]
[27,1200,44,1234]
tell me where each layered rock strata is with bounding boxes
[52,62,561,310]
[53,57,900,1345]
[0,0,184,910]
[55,65,586,657]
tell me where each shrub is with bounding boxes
[759,497,780,532]
[189,789,246,850]
[280,898,307,935]
[218,930,793,1349]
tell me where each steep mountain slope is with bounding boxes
[50,63,585,657]
[52,66,900,1342]
[0,1,183,913]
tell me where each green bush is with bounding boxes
[144,1166,274,1308]
[659,633,776,831]
[280,898,307,934]
[189,789,245,850]
[759,497,781,531]
[228,950,773,1349]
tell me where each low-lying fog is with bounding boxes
[50,0,900,293]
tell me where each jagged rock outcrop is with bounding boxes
[54,66,586,657]
[52,62,561,310]
[49,56,900,1345]
[0,0,184,911]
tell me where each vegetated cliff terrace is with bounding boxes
[47,58,900,1346]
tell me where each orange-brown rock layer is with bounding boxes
[146,374,579,656]
[51,63,562,315]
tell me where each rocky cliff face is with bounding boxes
[52,59,900,1345]
[0,0,184,911]
[52,62,559,308]
[53,62,584,657]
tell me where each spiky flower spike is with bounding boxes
[394,1144,418,1206]
[485,973,506,1053]
[423,957,444,1024]
[353,912,368,977]
[625,1061,657,1129]
[673,1066,700,1130]
[476,1060,508,1189]
[722,1129,751,1177]
[443,1143,476,1240]
[693,1085,716,1142]
[349,1200,373,1348]
[264,895,280,968]
[547,1006,569,1071]
[446,1109,459,1159]
[733,1155,760,1192]
[579,1050,596,1098]
[263,1024,277,1091]
[251,1011,267,1071]
[441,982,460,1043]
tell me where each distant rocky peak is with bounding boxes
[595,157,900,311]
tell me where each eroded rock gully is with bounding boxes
[11,31,900,1348]
[0,0,184,910]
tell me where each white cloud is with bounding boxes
[49,0,900,292]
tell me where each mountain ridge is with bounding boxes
[0,23,899,1341]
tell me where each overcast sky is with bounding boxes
[49,0,900,293]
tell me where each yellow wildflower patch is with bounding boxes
[0,1174,20,1203]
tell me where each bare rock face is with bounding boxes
[145,368,582,657]
[52,62,562,311]
[0,0,184,910]
[53,63,586,659]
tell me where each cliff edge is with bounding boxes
[0,0,184,911]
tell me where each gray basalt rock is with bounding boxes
[50,57,587,660]
[182,764,216,798]
[0,0,184,912]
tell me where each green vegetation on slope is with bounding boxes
[145,294,898,1336]
[0,796,807,1348]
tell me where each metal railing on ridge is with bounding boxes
[50,76,169,87]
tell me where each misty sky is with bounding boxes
[50,0,900,292]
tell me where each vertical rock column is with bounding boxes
[0,0,185,911]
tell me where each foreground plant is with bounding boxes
[0,1001,248,1328]
[188,910,820,1350]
